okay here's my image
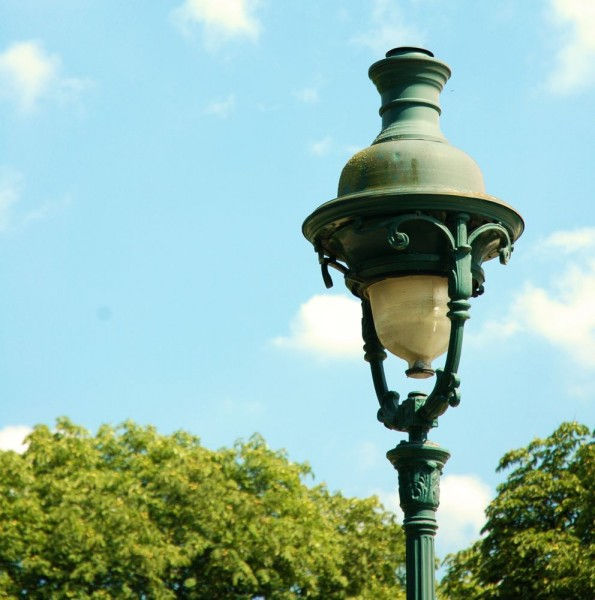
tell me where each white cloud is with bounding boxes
[468,315,521,342]
[273,294,362,359]
[374,487,400,514]
[541,226,595,252]
[472,227,595,369]
[22,194,72,227]
[0,40,87,113]
[356,441,382,469]
[0,41,57,111]
[294,87,319,104]
[0,168,23,231]
[0,168,70,232]
[204,93,236,118]
[547,0,595,94]
[173,0,261,47]
[309,136,333,157]
[374,473,491,553]
[511,263,595,368]
[352,0,425,56]
[0,425,32,454]
[437,474,492,551]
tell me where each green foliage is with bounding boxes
[439,421,594,600]
[0,418,405,599]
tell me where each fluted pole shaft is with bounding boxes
[388,441,450,600]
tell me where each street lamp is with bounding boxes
[302,47,523,600]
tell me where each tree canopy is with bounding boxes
[439,421,594,600]
[0,419,405,599]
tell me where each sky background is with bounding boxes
[1,0,594,564]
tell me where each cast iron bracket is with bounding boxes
[358,212,512,439]
[316,246,349,289]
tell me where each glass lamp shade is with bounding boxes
[367,275,451,378]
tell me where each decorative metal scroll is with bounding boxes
[359,213,513,437]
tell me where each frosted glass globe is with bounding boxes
[367,275,450,378]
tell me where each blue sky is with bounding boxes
[1,0,594,561]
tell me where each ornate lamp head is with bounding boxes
[302,47,523,437]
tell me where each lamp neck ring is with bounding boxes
[368,47,451,143]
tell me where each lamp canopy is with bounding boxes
[302,47,523,301]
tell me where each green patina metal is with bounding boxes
[302,47,523,600]
[388,441,450,600]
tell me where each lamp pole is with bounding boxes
[302,48,523,600]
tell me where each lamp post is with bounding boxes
[302,47,523,600]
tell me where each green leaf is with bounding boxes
[0,418,406,599]
[440,421,594,600]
